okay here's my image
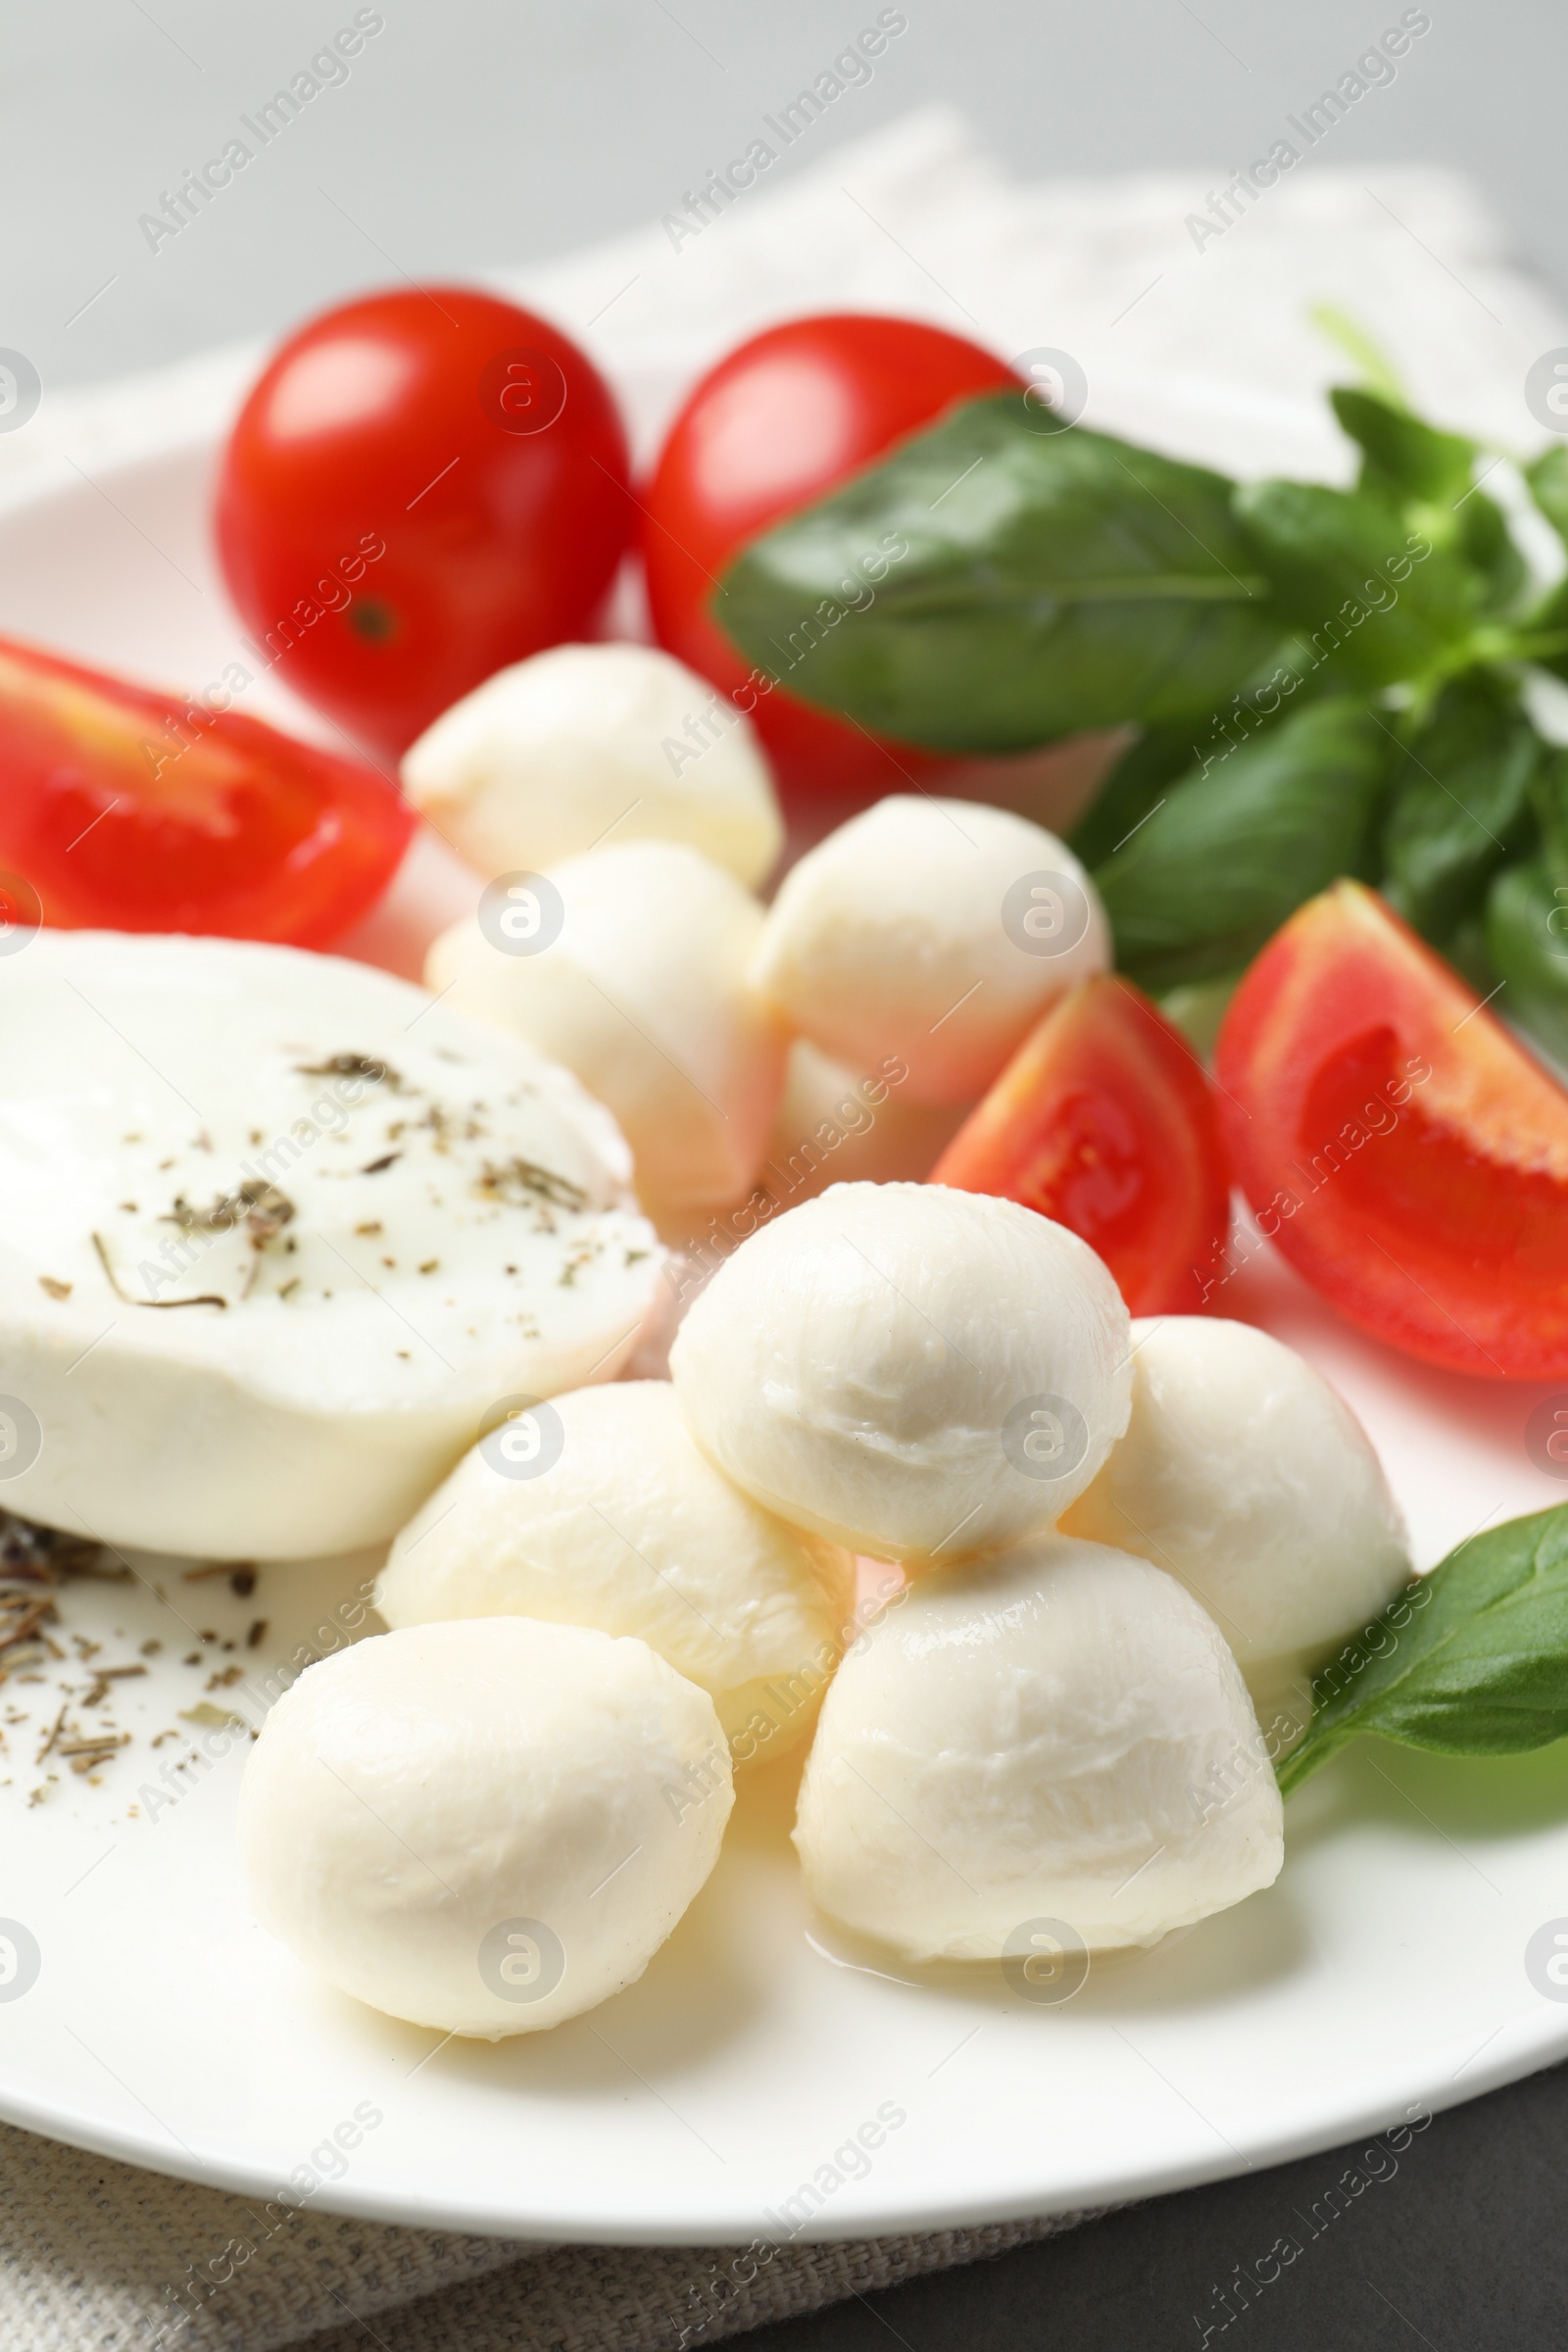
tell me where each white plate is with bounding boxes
[0,419,1566,2250]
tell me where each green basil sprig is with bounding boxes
[1277,1504,1568,1795]
[1092,698,1389,989]
[714,397,1280,752]
[1332,385,1524,606]
[1380,674,1539,942]
[711,373,1568,1063]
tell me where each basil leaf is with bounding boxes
[1483,855,1568,1066]
[1525,445,1568,546]
[1331,387,1524,608]
[1232,477,1485,687]
[1277,1505,1568,1795]
[1520,577,1568,684]
[1332,386,1475,505]
[1380,678,1539,943]
[1068,726,1198,870]
[712,396,1280,753]
[1091,697,1390,989]
[1533,742,1568,867]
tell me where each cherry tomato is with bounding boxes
[217,286,632,757]
[643,314,1020,798]
[0,635,414,945]
[930,975,1231,1314]
[1215,880,1568,1378]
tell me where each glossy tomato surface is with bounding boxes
[930,975,1231,1314]
[217,286,631,757]
[0,635,414,945]
[643,314,1019,797]
[1215,879,1568,1378]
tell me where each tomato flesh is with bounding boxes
[1214,879,1568,1377]
[930,976,1232,1314]
[642,314,1020,798]
[0,635,414,944]
[217,286,632,758]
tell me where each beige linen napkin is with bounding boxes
[0,2115,1102,2351]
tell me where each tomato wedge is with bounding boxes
[0,636,414,945]
[930,975,1231,1314]
[1215,879,1568,1378]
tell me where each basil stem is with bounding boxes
[1277,1504,1568,1796]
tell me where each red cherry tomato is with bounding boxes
[930,975,1231,1314]
[1215,880,1568,1378]
[217,286,632,758]
[0,635,414,945]
[643,314,1020,798]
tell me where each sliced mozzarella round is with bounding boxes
[377,1381,856,1761]
[750,797,1109,1104]
[794,1535,1284,1961]
[0,930,660,1558]
[426,840,788,1211]
[239,1618,732,2036]
[669,1181,1131,1564]
[1061,1316,1412,1690]
[402,643,783,889]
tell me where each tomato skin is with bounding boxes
[0,635,415,945]
[1215,880,1568,1379]
[930,975,1231,1314]
[642,314,1021,798]
[217,287,632,757]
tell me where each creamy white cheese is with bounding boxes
[377,1380,856,1757]
[426,840,788,1211]
[240,1617,732,2036]
[1062,1315,1413,1708]
[0,931,661,1557]
[750,797,1110,1104]
[669,1180,1131,1565]
[794,1535,1284,1960]
[401,642,784,888]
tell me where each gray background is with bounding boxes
[8,0,1567,394]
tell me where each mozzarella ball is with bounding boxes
[764,1041,974,1198]
[239,1619,731,2037]
[427,840,789,1209]
[377,1382,856,1761]
[669,1181,1131,1564]
[402,643,783,887]
[795,1535,1283,1960]
[750,797,1109,1104]
[1061,1318,1411,1692]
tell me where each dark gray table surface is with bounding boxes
[6,5,1565,2346]
[755,2060,1568,2351]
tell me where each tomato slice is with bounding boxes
[0,635,414,945]
[1214,879,1568,1378]
[642,314,1020,799]
[930,976,1231,1314]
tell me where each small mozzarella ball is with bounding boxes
[1061,1317,1412,1686]
[750,797,1109,1104]
[239,1619,731,2037]
[402,643,783,888]
[670,1181,1131,1564]
[795,1535,1283,1960]
[377,1382,856,1760]
[427,840,789,1209]
[764,1041,974,1198]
